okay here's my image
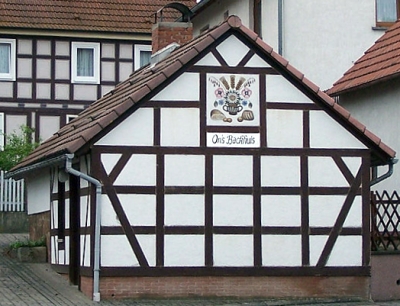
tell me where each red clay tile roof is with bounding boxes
[0,0,196,34]
[8,16,395,178]
[327,20,400,95]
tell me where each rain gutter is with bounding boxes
[370,158,397,187]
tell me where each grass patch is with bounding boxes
[8,236,46,249]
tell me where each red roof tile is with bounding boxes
[328,20,400,95]
[0,0,196,34]
[8,16,395,178]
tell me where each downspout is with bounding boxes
[370,158,397,187]
[278,0,283,55]
[64,154,102,302]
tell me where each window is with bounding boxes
[71,42,100,84]
[376,0,400,27]
[66,114,78,124]
[134,45,152,70]
[0,39,16,81]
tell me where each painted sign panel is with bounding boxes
[207,74,259,127]
[207,132,260,148]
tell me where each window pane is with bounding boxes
[377,0,397,22]
[0,43,10,74]
[77,48,94,77]
[140,50,151,68]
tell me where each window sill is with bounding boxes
[372,26,390,31]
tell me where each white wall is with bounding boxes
[26,168,50,214]
[193,0,384,90]
[339,78,400,192]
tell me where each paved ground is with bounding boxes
[1,233,400,306]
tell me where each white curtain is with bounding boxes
[377,0,397,22]
[140,50,151,68]
[77,48,94,77]
[0,43,10,74]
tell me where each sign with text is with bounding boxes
[207,133,260,148]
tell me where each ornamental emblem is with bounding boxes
[209,75,255,124]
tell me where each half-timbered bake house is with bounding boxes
[7,16,396,301]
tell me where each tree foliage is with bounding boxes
[0,126,40,171]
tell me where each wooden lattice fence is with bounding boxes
[371,190,400,252]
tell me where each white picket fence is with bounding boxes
[0,171,25,212]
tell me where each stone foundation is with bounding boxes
[28,211,50,260]
[371,253,400,301]
[80,276,370,301]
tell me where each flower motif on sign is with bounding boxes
[209,75,255,123]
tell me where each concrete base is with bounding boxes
[371,253,400,301]
[17,246,47,263]
[0,212,28,233]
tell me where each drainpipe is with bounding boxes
[370,158,397,187]
[65,154,102,302]
[278,0,283,55]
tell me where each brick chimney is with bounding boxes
[152,21,193,54]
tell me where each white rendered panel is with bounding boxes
[160,108,200,147]
[101,62,115,82]
[101,154,122,176]
[80,235,91,267]
[96,108,154,146]
[309,156,348,187]
[18,39,32,54]
[309,195,362,228]
[165,195,204,226]
[119,44,133,59]
[164,155,204,186]
[213,195,253,226]
[152,73,199,101]
[55,41,69,56]
[101,235,155,267]
[216,35,250,67]
[18,58,32,78]
[101,195,120,226]
[55,84,70,100]
[261,195,301,226]
[164,235,204,266]
[65,200,70,229]
[36,59,51,79]
[102,43,115,58]
[342,157,362,177]
[26,169,50,214]
[80,196,91,227]
[64,236,70,265]
[309,235,328,266]
[119,62,133,81]
[213,155,253,187]
[0,83,13,98]
[267,109,303,148]
[195,53,220,66]
[262,235,301,266]
[114,154,156,186]
[245,54,271,68]
[261,156,300,187]
[37,40,51,55]
[17,83,32,98]
[214,235,253,266]
[266,75,312,103]
[39,116,59,142]
[51,235,57,264]
[73,85,97,101]
[310,111,366,149]
[36,83,51,99]
[123,194,156,226]
[55,60,70,79]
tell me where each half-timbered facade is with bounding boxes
[8,16,395,301]
[0,0,195,144]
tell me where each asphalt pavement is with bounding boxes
[1,233,400,306]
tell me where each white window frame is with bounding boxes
[66,114,78,124]
[71,42,100,84]
[0,39,16,81]
[134,44,152,70]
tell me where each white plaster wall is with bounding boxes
[262,235,302,266]
[96,108,154,146]
[39,116,59,142]
[152,73,199,101]
[160,108,200,147]
[164,235,204,266]
[213,235,253,266]
[308,156,349,187]
[195,53,221,66]
[216,36,250,67]
[309,111,366,149]
[73,85,97,101]
[213,195,253,226]
[80,196,91,228]
[51,235,57,264]
[213,155,253,187]
[339,79,400,192]
[165,194,204,226]
[26,169,50,214]
[245,54,271,68]
[192,0,251,37]
[265,75,312,103]
[261,156,300,187]
[101,235,155,267]
[261,195,301,226]
[267,109,303,148]
[114,154,157,186]
[101,153,122,175]
[164,155,205,186]
[80,235,91,267]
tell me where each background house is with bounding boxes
[191,0,397,90]
[8,16,395,301]
[0,0,195,145]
